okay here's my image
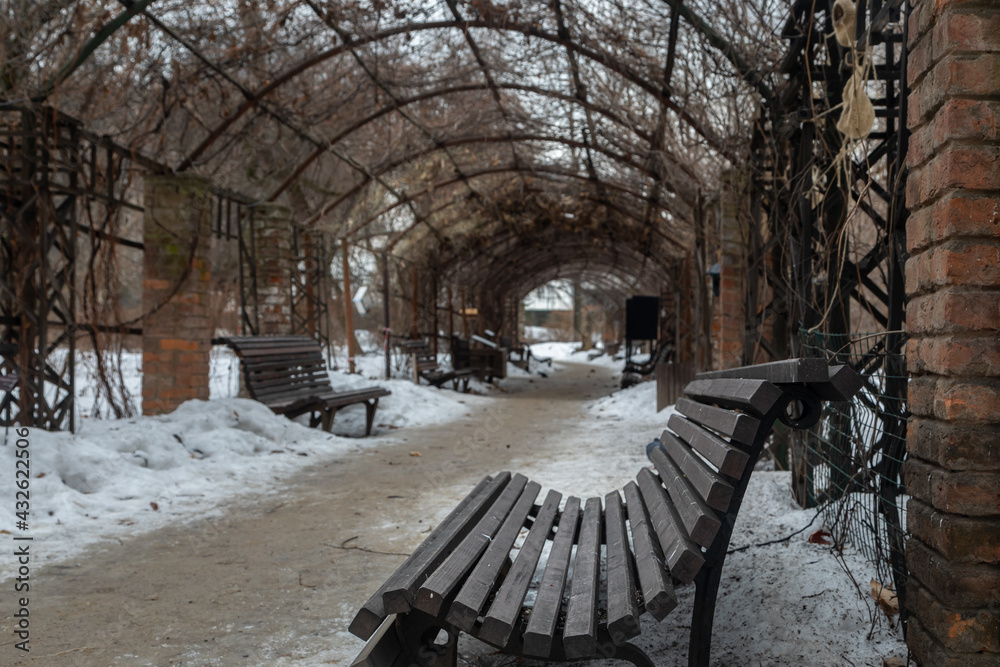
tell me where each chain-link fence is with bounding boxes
[791,329,909,613]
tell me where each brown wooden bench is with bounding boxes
[223,336,389,436]
[347,359,864,666]
[451,335,505,382]
[395,339,476,392]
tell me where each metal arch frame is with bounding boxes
[265,81,703,205]
[177,17,732,172]
[298,130,699,233]
[347,166,693,254]
[126,1,743,275]
[438,241,675,304]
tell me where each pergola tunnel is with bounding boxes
[1,1,998,665]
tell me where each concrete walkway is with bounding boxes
[2,361,621,666]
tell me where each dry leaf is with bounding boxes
[150,502,159,511]
[870,578,899,625]
[409,451,422,457]
[808,529,832,545]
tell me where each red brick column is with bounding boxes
[903,1,1000,664]
[142,173,212,415]
[713,170,746,369]
[254,203,293,335]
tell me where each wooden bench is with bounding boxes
[395,339,476,392]
[347,359,864,666]
[451,335,506,382]
[223,336,389,436]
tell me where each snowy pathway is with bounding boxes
[0,358,905,666]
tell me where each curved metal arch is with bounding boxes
[266,83,702,202]
[180,17,729,170]
[384,181,685,283]
[420,205,686,276]
[301,131,695,233]
[441,239,673,300]
[340,165,692,251]
[384,172,690,261]
[510,262,664,305]
[435,223,677,283]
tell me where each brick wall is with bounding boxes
[254,203,293,335]
[903,1,1000,664]
[142,173,212,415]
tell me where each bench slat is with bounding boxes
[243,366,327,383]
[605,490,641,643]
[648,446,721,548]
[563,496,603,659]
[657,434,735,511]
[382,473,513,615]
[675,397,762,446]
[415,474,530,616]
[666,416,750,479]
[797,364,866,402]
[523,496,581,658]
[448,481,542,632]
[240,358,326,374]
[233,343,325,357]
[695,358,829,383]
[681,378,783,417]
[349,476,494,640]
[479,489,562,647]
[636,468,704,584]
[623,481,677,621]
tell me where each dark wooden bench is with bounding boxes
[223,336,389,436]
[451,335,506,382]
[395,339,476,392]
[347,359,864,666]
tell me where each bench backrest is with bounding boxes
[224,336,333,407]
[642,358,864,583]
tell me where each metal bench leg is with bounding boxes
[365,399,379,436]
[309,410,323,429]
[688,563,723,667]
[616,642,656,667]
[322,407,339,432]
[397,611,458,667]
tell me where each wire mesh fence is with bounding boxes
[791,329,909,614]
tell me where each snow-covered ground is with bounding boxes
[0,348,906,665]
[0,348,501,567]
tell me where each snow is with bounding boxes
[0,351,496,567]
[0,351,907,665]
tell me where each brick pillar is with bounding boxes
[903,1,1000,664]
[254,203,293,335]
[713,171,746,369]
[142,173,212,415]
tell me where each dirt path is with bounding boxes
[1,361,621,666]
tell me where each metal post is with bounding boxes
[382,250,391,380]
[342,239,356,374]
[411,265,419,339]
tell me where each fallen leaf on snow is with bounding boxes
[808,529,832,545]
[870,578,899,625]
